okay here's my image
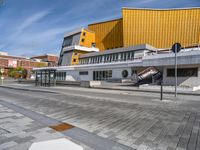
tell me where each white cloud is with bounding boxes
[16,10,50,35]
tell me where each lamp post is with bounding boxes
[0,68,4,85]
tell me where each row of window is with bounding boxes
[56,72,66,81]
[93,70,112,81]
[79,51,135,64]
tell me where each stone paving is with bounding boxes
[0,86,200,149]
[0,104,93,150]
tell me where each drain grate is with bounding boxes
[0,127,10,135]
[49,123,74,132]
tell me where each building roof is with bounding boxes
[64,28,94,38]
[88,18,122,26]
[0,54,28,60]
[31,54,58,58]
[79,44,157,58]
[122,7,200,11]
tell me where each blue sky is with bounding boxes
[0,0,200,56]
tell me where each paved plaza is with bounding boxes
[0,84,200,150]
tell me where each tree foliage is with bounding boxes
[8,67,28,79]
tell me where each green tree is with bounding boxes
[8,67,28,79]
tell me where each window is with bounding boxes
[79,71,88,75]
[83,32,86,36]
[93,70,112,81]
[167,68,198,77]
[73,59,76,62]
[74,52,78,55]
[56,72,66,81]
[92,43,96,47]
[81,38,85,42]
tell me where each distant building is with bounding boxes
[0,52,58,78]
[31,54,58,67]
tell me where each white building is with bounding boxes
[34,44,200,89]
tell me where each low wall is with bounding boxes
[80,81,101,88]
[56,80,80,86]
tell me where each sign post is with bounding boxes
[0,68,4,85]
[172,43,181,97]
[160,73,163,101]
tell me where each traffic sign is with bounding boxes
[172,43,182,53]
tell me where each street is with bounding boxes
[0,85,200,150]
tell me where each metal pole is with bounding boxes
[160,71,163,100]
[35,71,37,86]
[175,44,177,97]
[160,79,163,101]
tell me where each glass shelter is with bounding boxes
[35,69,56,86]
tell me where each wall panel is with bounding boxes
[122,8,200,49]
[88,19,123,51]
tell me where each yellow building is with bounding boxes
[122,7,200,49]
[59,7,200,66]
[88,19,123,51]
[58,28,98,66]
[88,7,200,50]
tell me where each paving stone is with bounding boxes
[0,141,17,150]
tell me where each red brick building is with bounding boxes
[0,52,58,78]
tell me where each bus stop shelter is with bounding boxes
[35,69,56,86]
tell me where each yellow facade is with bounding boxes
[71,29,96,65]
[71,50,88,65]
[88,19,123,51]
[122,8,200,49]
[79,29,95,48]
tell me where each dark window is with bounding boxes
[92,43,96,47]
[167,68,198,77]
[79,71,88,75]
[81,39,85,42]
[73,59,76,62]
[83,32,86,36]
[74,52,78,55]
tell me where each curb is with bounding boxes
[1,85,200,96]
[0,85,57,94]
[92,86,200,96]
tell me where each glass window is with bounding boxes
[167,68,198,77]
[93,70,112,81]
[79,71,88,75]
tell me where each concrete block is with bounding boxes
[80,81,101,88]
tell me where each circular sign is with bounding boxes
[122,70,128,78]
[0,68,4,73]
[172,43,182,53]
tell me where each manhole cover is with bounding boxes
[49,123,74,132]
